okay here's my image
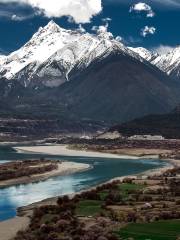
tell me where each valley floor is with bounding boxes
[1,143,180,240]
[4,158,180,240]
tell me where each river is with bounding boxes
[0,146,167,221]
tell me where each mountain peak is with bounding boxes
[129,47,158,62]
[0,21,149,84]
[34,21,66,39]
[44,20,63,32]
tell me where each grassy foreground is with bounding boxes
[76,200,103,216]
[116,220,180,240]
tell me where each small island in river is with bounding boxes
[0,159,91,188]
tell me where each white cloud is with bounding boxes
[141,26,156,37]
[129,2,155,18]
[115,36,122,42]
[153,45,175,55]
[11,13,35,21]
[92,20,113,39]
[0,5,35,21]
[77,24,86,33]
[102,17,112,22]
[0,0,102,23]
[106,0,180,8]
[11,14,23,21]
[92,25,108,33]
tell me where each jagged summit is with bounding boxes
[130,45,180,81]
[0,21,139,87]
[34,20,75,37]
[0,21,179,124]
[152,45,180,77]
[129,47,159,62]
[44,20,62,31]
[2,20,180,89]
[0,21,81,80]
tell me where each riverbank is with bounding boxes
[13,167,180,240]
[0,161,91,188]
[3,157,177,240]
[14,145,139,159]
[14,144,177,160]
[0,216,30,240]
[18,157,179,211]
[1,144,178,240]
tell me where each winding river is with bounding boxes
[0,146,167,221]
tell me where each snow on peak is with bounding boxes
[129,45,180,79]
[0,21,144,86]
[0,21,82,79]
[44,20,62,32]
[1,20,180,86]
[129,47,158,61]
[152,45,180,76]
[0,54,5,61]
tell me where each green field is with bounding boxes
[116,220,180,240]
[76,200,103,216]
[98,190,109,200]
[117,183,145,199]
[118,183,145,192]
[98,183,144,201]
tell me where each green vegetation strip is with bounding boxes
[117,183,145,199]
[98,190,109,201]
[76,200,103,216]
[116,220,180,240]
[118,183,145,191]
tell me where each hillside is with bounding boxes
[57,49,180,123]
[0,21,180,134]
[109,109,180,139]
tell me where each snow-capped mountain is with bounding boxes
[0,21,179,125]
[130,46,180,81]
[128,47,159,62]
[0,55,5,64]
[152,46,180,79]
[0,21,82,83]
[0,20,143,88]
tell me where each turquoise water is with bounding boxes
[0,146,167,221]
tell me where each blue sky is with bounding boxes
[0,0,179,54]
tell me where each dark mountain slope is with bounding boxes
[57,50,180,123]
[0,49,180,127]
[109,108,180,139]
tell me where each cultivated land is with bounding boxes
[11,166,180,240]
[1,141,180,240]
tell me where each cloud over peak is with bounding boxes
[153,45,175,55]
[141,26,156,37]
[91,18,114,39]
